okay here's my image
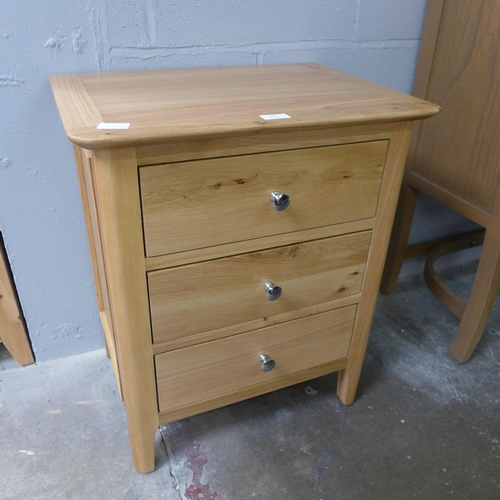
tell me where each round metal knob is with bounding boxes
[264,282,282,301]
[260,354,276,372]
[270,191,290,211]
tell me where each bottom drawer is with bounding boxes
[156,305,356,413]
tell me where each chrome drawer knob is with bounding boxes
[264,282,282,301]
[270,191,290,211]
[260,354,276,372]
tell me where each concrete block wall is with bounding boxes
[96,0,425,94]
[0,0,478,361]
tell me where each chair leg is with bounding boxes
[380,185,419,294]
[449,228,500,363]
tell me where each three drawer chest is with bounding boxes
[50,64,438,472]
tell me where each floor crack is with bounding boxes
[160,427,183,500]
[487,337,500,367]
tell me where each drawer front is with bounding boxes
[156,305,356,412]
[149,231,370,344]
[140,140,387,257]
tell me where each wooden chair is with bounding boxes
[380,0,500,363]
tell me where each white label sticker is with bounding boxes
[259,113,291,120]
[96,122,130,130]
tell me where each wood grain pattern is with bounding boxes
[410,0,500,213]
[0,234,34,366]
[74,146,109,359]
[158,357,348,425]
[149,232,370,344]
[156,305,356,412]
[410,0,445,102]
[381,1,500,363]
[74,146,105,314]
[75,146,122,370]
[81,151,121,359]
[136,124,393,166]
[49,74,102,137]
[404,0,445,176]
[338,122,413,405]
[51,63,438,472]
[152,293,360,354]
[50,64,438,149]
[145,219,375,271]
[91,148,158,473]
[449,190,500,362]
[380,0,446,295]
[140,141,387,257]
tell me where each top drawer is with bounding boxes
[140,140,388,257]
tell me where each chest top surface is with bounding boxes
[50,63,439,150]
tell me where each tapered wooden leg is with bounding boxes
[128,420,158,474]
[92,148,159,473]
[449,228,500,363]
[380,184,419,295]
[338,123,413,405]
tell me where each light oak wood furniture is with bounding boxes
[0,232,34,366]
[50,64,438,473]
[381,0,500,363]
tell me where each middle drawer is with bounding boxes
[148,231,371,344]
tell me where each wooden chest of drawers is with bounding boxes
[50,64,438,472]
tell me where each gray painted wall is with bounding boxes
[1,0,478,361]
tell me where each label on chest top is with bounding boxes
[96,122,131,130]
[259,113,291,120]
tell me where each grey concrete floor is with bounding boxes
[1,261,499,500]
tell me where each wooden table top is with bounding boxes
[50,63,439,149]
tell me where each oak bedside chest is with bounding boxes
[50,64,439,472]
